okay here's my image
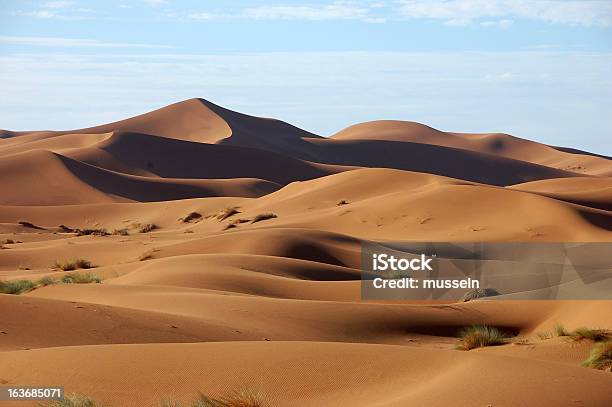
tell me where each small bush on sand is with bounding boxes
[337,200,349,206]
[138,223,157,233]
[570,327,611,342]
[40,393,104,407]
[216,207,241,221]
[75,228,109,237]
[457,325,508,350]
[0,279,35,294]
[536,331,552,340]
[61,272,102,284]
[53,258,96,271]
[112,228,129,236]
[251,213,277,224]
[18,221,42,229]
[553,323,570,337]
[160,389,266,407]
[36,276,58,287]
[180,212,202,223]
[459,288,501,302]
[582,341,612,371]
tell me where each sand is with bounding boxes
[1,99,611,406]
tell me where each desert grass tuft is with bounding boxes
[337,200,349,206]
[582,341,612,371]
[536,331,552,340]
[180,212,202,223]
[160,389,267,407]
[53,258,96,271]
[0,279,35,294]
[216,207,241,221]
[457,325,508,350]
[36,276,58,287]
[459,287,501,302]
[570,327,610,342]
[61,272,102,284]
[251,213,277,224]
[138,223,158,233]
[553,323,570,337]
[40,393,104,407]
[75,228,109,236]
[112,228,129,236]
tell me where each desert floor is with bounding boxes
[1,99,611,406]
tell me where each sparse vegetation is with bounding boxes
[180,212,202,223]
[138,223,157,233]
[138,249,157,261]
[570,327,610,342]
[337,200,349,206]
[53,258,96,271]
[75,228,109,237]
[61,272,102,284]
[0,279,35,294]
[36,276,57,287]
[457,325,508,350]
[459,288,501,302]
[251,213,277,224]
[40,393,104,407]
[112,228,129,236]
[216,207,241,221]
[18,221,42,229]
[582,341,612,371]
[553,323,570,337]
[536,331,552,340]
[159,389,267,407]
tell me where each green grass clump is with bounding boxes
[457,325,508,350]
[251,213,277,224]
[53,258,96,271]
[570,327,610,342]
[582,341,612,371]
[36,276,58,287]
[61,273,102,284]
[160,389,266,407]
[40,393,104,407]
[0,279,35,294]
[553,323,570,337]
[459,287,501,302]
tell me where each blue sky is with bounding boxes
[1,0,611,153]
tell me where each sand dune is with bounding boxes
[511,177,612,211]
[332,119,612,176]
[1,98,611,407]
[0,149,279,205]
[2,342,611,407]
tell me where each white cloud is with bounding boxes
[480,19,514,28]
[43,1,74,8]
[242,3,370,21]
[186,1,383,23]
[143,0,167,6]
[0,36,172,48]
[15,10,57,19]
[397,0,612,26]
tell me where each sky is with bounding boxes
[1,0,611,154]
